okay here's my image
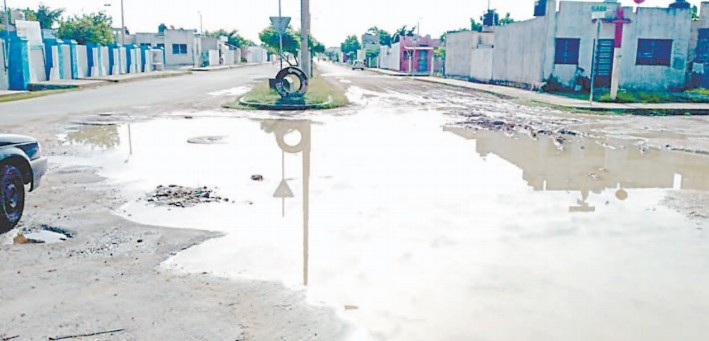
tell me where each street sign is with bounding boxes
[270,16,291,34]
[591,5,607,19]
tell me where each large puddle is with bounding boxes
[57,107,709,340]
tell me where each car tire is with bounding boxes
[0,164,25,234]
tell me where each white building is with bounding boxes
[446,0,694,91]
[131,29,200,68]
[244,46,268,64]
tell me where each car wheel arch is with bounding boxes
[1,154,33,186]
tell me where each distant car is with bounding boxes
[1,134,47,233]
[352,60,365,70]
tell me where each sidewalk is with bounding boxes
[191,63,262,72]
[416,77,709,113]
[29,70,190,90]
[0,90,28,98]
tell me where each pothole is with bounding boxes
[14,225,74,244]
[143,185,231,208]
[187,136,228,144]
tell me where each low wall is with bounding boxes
[0,39,7,90]
[76,45,90,78]
[470,48,493,82]
[29,46,47,82]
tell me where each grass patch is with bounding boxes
[686,88,709,96]
[225,73,348,110]
[0,89,77,103]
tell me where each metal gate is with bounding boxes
[418,50,428,73]
[594,39,614,88]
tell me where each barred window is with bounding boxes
[636,39,672,66]
[555,38,580,65]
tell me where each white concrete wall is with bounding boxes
[0,39,7,90]
[470,48,494,82]
[491,17,548,86]
[61,45,72,79]
[99,46,110,76]
[119,47,128,74]
[245,46,268,63]
[208,50,219,66]
[446,31,496,79]
[445,31,475,78]
[29,47,47,82]
[76,45,90,78]
[225,50,235,65]
[386,43,402,71]
[619,6,692,90]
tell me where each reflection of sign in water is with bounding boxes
[15,20,43,46]
[263,119,312,285]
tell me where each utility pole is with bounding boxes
[300,0,311,77]
[120,0,125,46]
[589,19,600,106]
[279,0,283,69]
[199,11,203,35]
[3,0,10,73]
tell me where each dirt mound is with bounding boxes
[144,185,228,208]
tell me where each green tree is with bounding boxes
[309,34,325,54]
[499,12,515,25]
[340,35,361,55]
[259,24,301,55]
[205,29,255,47]
[158,23,167,33]
[36,4,65,29]
[692,5,699,21]
[366,26,392,46]
[470,18,483,32]
[57,12,114,45]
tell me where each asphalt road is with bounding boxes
[0,64,276,128]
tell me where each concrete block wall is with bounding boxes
[76,45,90,78]
[470,48,494,82]
[0,39,7,90]
[491,17,548,86]
[619,6,692,90]
[29,46,47,82]
[445,31,475,78]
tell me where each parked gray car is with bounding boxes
[0,134,47,233]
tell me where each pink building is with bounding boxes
[381,35,442,74]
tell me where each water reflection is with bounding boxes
[262,119,312,286]
[446,127,709,211]
[65,124,121,150]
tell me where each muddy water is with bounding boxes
[59,107,709,340]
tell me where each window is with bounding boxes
[636,39,672,66]
[172,44,188,55]
[555,38,580,65]
[156,43,165,50]
[139,43,151,47]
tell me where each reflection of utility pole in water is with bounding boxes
[269,120,312,286]
[125,123,133,163]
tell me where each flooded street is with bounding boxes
[53,65,709,340]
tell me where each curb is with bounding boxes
[88,71,191,83]
[236,96,334,111]
[191,63,264,72]
[413,77,709,115]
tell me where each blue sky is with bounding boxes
[10,0,704,47]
